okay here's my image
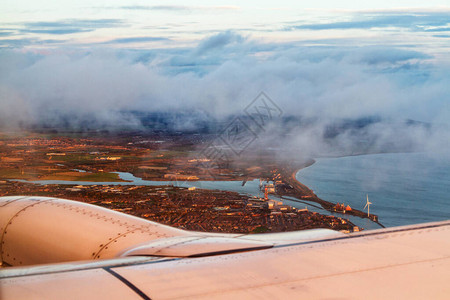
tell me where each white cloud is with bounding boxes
[0,33,448,155]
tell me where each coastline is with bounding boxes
[3,159,367,232]
[293,152,450,228]
[5,157,381,226]
[276,159,383,226]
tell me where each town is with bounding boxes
[0,180,358,233]
[0,131,364,233]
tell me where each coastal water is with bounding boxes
[296,152,450,227]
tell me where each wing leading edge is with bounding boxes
[1,196,449,299]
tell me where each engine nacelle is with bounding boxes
[0,196,187,266]
[1,196,341,268]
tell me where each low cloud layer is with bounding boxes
[0,33,449,156]
[119,5,240,12]
[288,11,450,32]
[21,19,123,35]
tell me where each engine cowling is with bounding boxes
[0,196,188,266]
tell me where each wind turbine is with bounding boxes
[364,194,372,217]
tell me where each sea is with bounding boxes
[296,152,450,228]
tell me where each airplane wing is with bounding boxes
[1,196,449,299]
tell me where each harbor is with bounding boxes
[256,163,383,226]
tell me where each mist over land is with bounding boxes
[1,4,449,158]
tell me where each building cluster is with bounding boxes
[0,180,359,234]
[333,203,353,213]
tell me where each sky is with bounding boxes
[0,1,449,154]
[2,1,450,52]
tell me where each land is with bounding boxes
[0,131,271,182]
[0,180,357,233]
[0,130,370,233]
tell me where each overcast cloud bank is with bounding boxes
[0,32,448,156]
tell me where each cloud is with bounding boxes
[20,19,123,35]
[0,38,35,47]
[195,31,246,55]
[100,36,170,44]
[21,28,90,35]
[288,12,450,32]
[341,46,431,65]
[150,31,252,75]
[0,31,14,37]
[0,33,448,156]
[0,38,65,48]
[425,27,450,32]
[120,5,240,12]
